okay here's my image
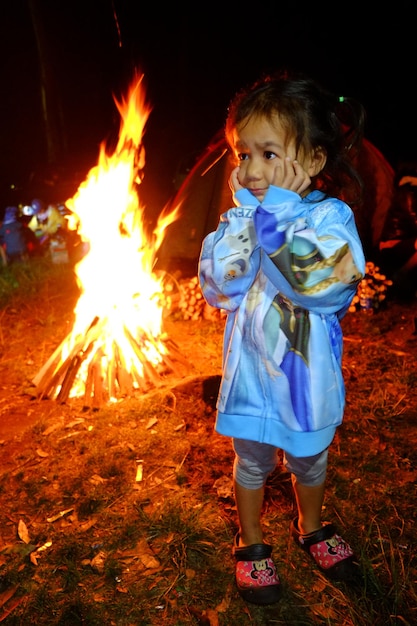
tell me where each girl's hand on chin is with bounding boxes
[229,166,243,193]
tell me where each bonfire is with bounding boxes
[32,76,180,408]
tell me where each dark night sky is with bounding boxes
[1,0,416,213]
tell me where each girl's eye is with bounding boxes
[264,151,277,160]
[237,153,248,162]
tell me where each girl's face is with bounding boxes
[230,113,322,202]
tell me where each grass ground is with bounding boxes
[0,259,416,625]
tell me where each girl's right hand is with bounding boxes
[229,166,243,194]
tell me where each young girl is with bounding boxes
[199,71,366,605]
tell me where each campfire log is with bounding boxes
[107,350,117,400]
[33,313,189,406]
[34,340,87,400]
[83,355,96,407]
[123,327,163,387]
[83,349,106,409]
[92,349,104,409]
[113,344,133,396]
[56,336,97,404]
[33,317,101,400]
[163,337,190,366]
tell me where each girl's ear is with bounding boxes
[308,146,327,176]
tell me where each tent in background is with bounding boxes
[156,132,232,276]
[156,131,395,277]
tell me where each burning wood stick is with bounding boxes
[31,340,69,390]
[163,336,192,366]
[107,350,117,400]
[83,355,96,408]
[56,334,98,404]
[123,327,162,387]
[113,343,133,396]
[92,349,104,409]
[34,317,101,399]
[36,346,83,400]
[83,349,106,409]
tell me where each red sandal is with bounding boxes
[290,517,360,581]
[232,534,281,605]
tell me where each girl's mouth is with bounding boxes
[249,188,266,198]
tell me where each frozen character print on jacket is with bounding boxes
[257,221,362,431]
[222,223,256,282]
[200,188,365,455]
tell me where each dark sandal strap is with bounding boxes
[233,536,272,562]
[297,522,338,550]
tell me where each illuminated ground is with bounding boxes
[0,262,416,624]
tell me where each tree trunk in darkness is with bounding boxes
[27,0,67,165]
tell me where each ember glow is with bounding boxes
[33,76,180,407]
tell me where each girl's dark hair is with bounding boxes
[225,69,366,205]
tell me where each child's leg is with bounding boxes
[233,438,278,546]
[284,449,329,534]
[234,482,264,546]
[291,479,325,535]
[232,439,281,604]
[287,450,359,580]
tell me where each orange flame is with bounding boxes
[35,76,180,404]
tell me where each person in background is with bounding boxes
[377,170,417,301]
[0,206,29,264]
[0,233,6,267]
[199,70,366,605]
[27,198,66,246]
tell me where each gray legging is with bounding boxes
[233,438,328,489]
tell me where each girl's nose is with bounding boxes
[243,159,263,181]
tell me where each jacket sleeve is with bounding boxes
[198,203,261,312]
[254,186,366,316]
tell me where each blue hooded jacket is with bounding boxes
[199,186,365,457]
